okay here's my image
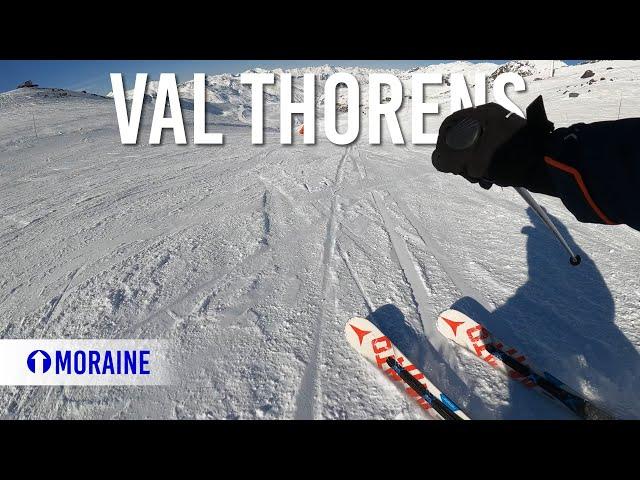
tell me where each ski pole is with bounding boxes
[514,187,581,266]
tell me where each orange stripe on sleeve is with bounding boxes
[544,156,618,225]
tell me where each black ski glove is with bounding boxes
[431,96,556,196]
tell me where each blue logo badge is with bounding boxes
[27,350,52,373]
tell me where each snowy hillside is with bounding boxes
[1,60,639,419]
[105,60,563,132]
[105,61,499,119]
[487,60,565,80]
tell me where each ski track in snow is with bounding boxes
[294,147,348,419]
[372,190,439,340]
[1,61,640,419]
[390,194,494,312]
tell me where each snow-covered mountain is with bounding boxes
[105,61,566,126]
[109,61,508,102]
[1,60,639,420]
[487,60,566,81]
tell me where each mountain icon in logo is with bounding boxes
[27,350,52,373]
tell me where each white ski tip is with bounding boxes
[345,317,382,362]
[436,309,476,343]
[345,315,471,420]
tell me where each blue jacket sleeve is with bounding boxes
[544,118,640,231]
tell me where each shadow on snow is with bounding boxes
[367,207,638,419]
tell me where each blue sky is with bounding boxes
[0,60,583,95]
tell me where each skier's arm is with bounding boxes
[544,119,640,229]
[431,96,640,231]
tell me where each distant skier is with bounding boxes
[432,96,640,231]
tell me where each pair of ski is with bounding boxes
[345,310,615,420]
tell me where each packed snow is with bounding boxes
[0,60,639,419]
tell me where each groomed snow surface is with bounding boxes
[0,60,639,419]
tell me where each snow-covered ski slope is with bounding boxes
[0,60,639,419]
